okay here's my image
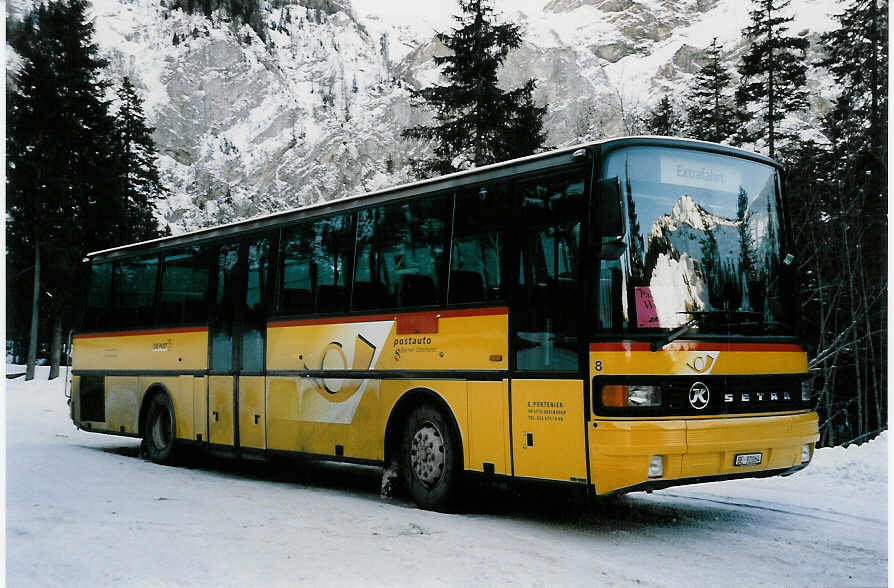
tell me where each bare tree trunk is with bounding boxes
[843,216,864,437]
[49,315,62,380]
[25,245,41,381]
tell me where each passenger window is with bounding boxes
[449,185,506,304]
[84,262,113,331]
[353,196,449,311]
[210,243,239,370]
[112,254,159,329]
[279,214,352,316]
[279,222,314,315]
[242,235,274,372]
[158,246,210,326]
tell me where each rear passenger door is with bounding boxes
[208,235,275,451]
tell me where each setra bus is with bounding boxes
[70,137,818,511]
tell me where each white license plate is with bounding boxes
[734,453,762,466]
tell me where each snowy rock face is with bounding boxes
[7,0,843,233]
[649,194,740,263]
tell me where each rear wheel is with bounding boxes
[143,392,176,464]
[400,403,461,512]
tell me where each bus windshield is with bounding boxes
[602,146,794,336]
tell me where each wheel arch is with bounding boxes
[138,382,173,438]
[383,386,465,468]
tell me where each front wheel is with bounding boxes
[143,392,176,464]
[400,403,461,512]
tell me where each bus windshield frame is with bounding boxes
[598,145,796,338]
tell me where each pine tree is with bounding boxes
[685,38,738,143]
[821,0,888,158]
[501,79,548,161]
[819,0,887,259]
[643,94,680,136]
[734,0,809,158]
[790,0,888,445]
[114,77,167,243]
[401,0,547,177]
[7,0,163,378]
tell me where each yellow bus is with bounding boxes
[71,137,818,511]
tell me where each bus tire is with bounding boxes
[400,403,461,512]
[143,392,176,465]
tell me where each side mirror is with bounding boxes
[598,177,624,238]
[599,236,626,260]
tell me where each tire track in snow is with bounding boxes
[657,491,885,527]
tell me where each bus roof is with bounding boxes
[86,136,779,261]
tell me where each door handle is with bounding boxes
[213,411,219,421]
[254,414,260,425]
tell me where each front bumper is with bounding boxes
[589,411,819,494]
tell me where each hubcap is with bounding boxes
[410,421,445,487]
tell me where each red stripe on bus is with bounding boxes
[588,342,803,353]
[73,326,209,339]
[269,306,509,328]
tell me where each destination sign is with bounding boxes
[660,155,742,193]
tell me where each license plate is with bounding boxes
[734,453,762,466]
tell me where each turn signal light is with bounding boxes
[601,384,662,408]
[602,385,628,407]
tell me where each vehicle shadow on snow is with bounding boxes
[462,484,740,530]
[88,443,737,530]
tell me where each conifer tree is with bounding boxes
[821,0,888,158]
[7,0,163,378]
[643,94,680,136]
[734,0,809,158]
[114,77,167,243]
[792,0,888,444]
[402,0,547,177]
[685,38,738,143]
[501,79,548,161]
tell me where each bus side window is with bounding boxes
[278,221,315,316]
[158,246,210,326]
[242,234,274,372]
[210,243,239,371]
[353,196,449,311]
[598,259,624,331]
[111,254,159,330]
[84,262,113,331]
[449,185,506,304]
[312,214,352,314]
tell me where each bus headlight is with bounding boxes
[601,384,662,408]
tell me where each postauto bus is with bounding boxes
[71,137,818,511]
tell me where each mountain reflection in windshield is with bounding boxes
[603,146,791,335]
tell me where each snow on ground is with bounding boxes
[6,367,887,587]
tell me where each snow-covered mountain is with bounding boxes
[6,0,844,234]
[648,194,741,264]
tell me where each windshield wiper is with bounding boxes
[678,309,763,321]
[650,318,698,352]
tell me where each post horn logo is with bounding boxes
[687,352,717,374]
[689,381,710,410]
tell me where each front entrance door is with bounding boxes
[208,236,274,450]
[509,171,589,482]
